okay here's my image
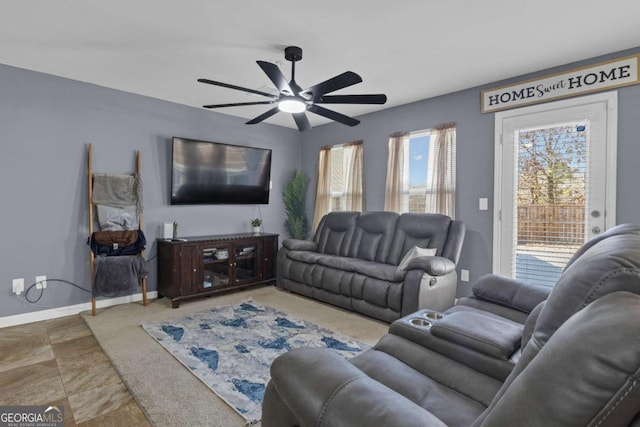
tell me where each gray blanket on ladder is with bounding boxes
[92,173,143,215]
[93,255,148,296]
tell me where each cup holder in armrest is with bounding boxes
[423,311,444,320]
[405,309,445,329]
[409,318,432,327]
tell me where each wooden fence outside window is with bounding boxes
[517,204,585,245]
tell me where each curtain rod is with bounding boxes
[320,140,363,150]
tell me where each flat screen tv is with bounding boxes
[171,137,272,205]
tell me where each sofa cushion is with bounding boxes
[533,225,640,347]
[472,274,550,314]
[314,211,359,256]
[352,334,501,425]
[348,211,399,263]
[316,256,405,282]
[476,292,640,427]
[282,239,318,251]
[387,213,452,265]
[286,250,325,264]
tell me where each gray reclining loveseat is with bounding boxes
[277,211,466,322]
[264,224,640,426]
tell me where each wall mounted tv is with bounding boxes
[171,137,272,205]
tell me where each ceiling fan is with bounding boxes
[198,46,387,131]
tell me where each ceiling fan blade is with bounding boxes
[302,71,363,99]
[308,104,360,127]
[203,101,275,109]
[197,78,275,98]
[257,61,293,94]
[292,112,311,132]
[315,94,387,104]
[246,107,280,125]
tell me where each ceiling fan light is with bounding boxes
[278,98,306,113]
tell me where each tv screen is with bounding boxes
[171,137,272,205]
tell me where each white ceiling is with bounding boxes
[1,1,639,129]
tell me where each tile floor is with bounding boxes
[0,315,150,426]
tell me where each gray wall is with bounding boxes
[0,64,301,317]
[300,46,640,297]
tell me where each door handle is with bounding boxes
[592,226,601,234]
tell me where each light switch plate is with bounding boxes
[461,269,470,282]
[479,198,488,211]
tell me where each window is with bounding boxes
[384,123,456,216]
[312,141,364,231]
[406,130,431,212]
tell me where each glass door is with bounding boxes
[494,93,617,287]
[202,245,231,289]
[234,243,259,283]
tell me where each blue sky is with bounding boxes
[409,135,430,185]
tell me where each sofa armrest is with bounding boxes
[263,348,446,427]
[430,311,524,360]
[472,274,550,314]
[405,256,456,276]
[282,238,318,252]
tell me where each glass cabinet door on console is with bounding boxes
[202,245,232,289]
[234,243,259,283]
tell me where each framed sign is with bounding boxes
[481,54,639,113]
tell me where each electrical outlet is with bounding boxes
[36,275,47,289]
[460,269,470,282]
[12,278,24,295]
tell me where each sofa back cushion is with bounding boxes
[531,223,640,348]
[474,292,640,427]
[314,211,359,256]
[387,213,452,265]
[348,211,399,262]
[473,224,640,427]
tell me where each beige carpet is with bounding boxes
[82,286,388,426]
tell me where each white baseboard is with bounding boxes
[0,291,158,328]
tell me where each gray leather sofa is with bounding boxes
[263,224,640,426]
[276,211,466,322]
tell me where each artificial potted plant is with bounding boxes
[283,170,309,239]
[251,218,262,233]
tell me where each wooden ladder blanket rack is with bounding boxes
[87,143,148,315]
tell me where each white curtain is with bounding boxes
[425,123,457,217]
[312,142,364,232]
[312,146,331,232]
[343,142,364,212]
[384,132,410,212]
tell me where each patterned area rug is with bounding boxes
[141,301,370,424]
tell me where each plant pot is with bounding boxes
[253,226,261,234]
